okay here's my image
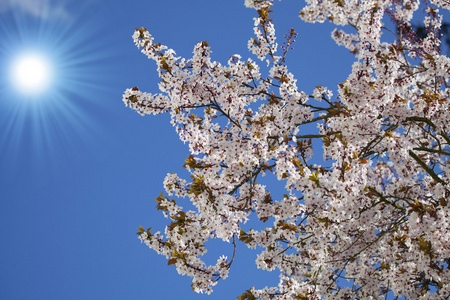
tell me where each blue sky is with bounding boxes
[0,1,356,299]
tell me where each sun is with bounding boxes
[0,0,115,168]
[10,52,53,96]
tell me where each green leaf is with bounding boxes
[237,287,256,300]
[136,225,145,235]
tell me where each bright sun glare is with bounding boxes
[10,53,52,96]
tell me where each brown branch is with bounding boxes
[408,150,446,184]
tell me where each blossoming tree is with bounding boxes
[123,0,450,298]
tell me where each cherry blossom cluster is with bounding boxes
[125,0,450,298]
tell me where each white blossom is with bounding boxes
[125,0,450,298]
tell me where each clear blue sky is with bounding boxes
[0,1,355,299]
